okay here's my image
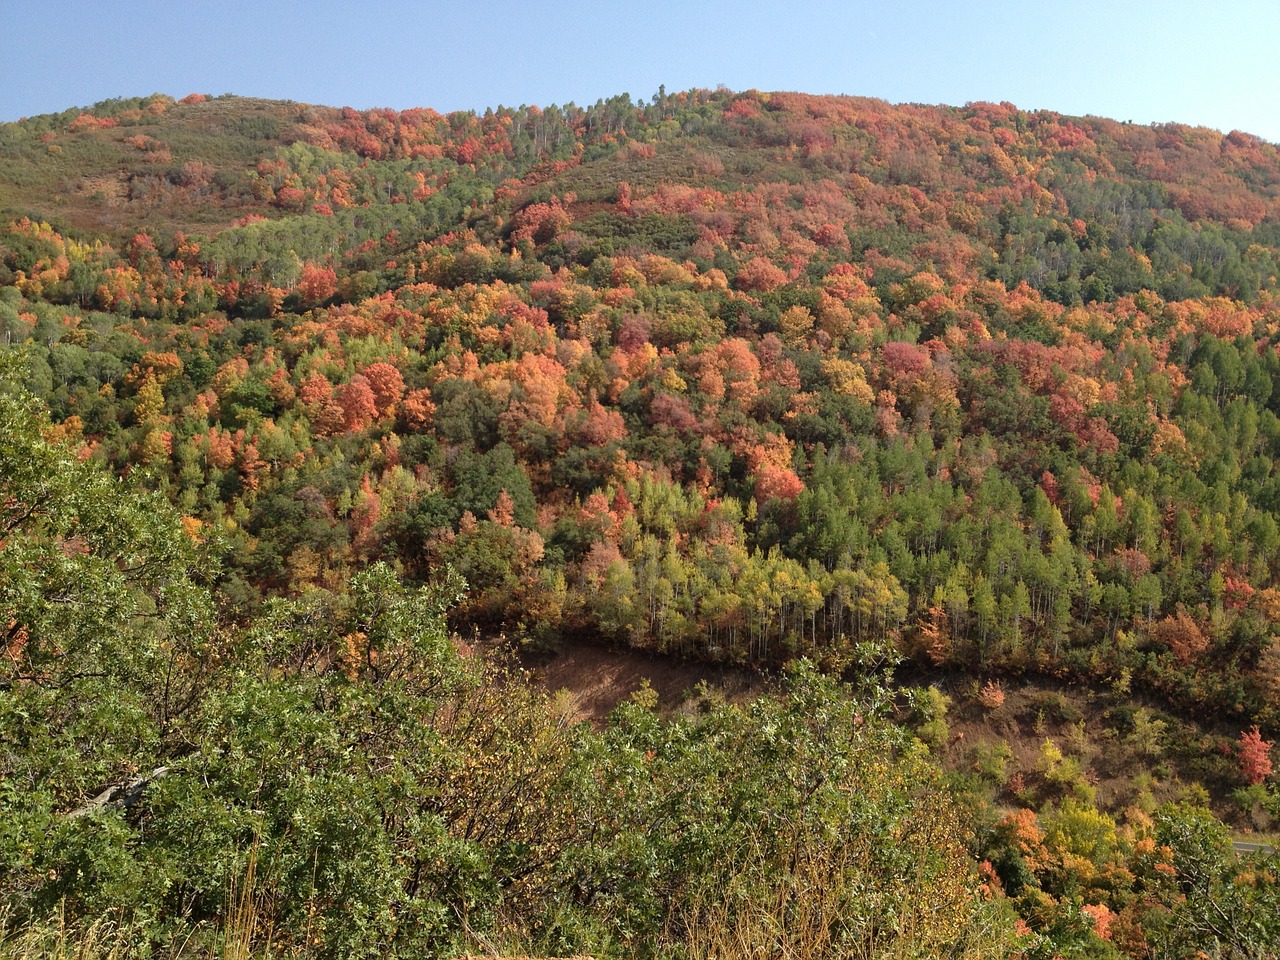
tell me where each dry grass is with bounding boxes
[1,847,280,960]
[675,823,1017,960]
[0,908,134,960]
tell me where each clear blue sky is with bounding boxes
[4,0,1278,142]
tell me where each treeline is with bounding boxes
[6,216,1280,731]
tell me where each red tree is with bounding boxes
[735,257,788,293]
[1239,727,1273,785]
[361,361,405,419]
[350,476,382,552]
[578,400,627,446]
[337,376,378,433]
[298,371,334,411]
[1151,610,1208,665]
[296,263,338,306]
[400,388,436,430]
[754,464,804,505]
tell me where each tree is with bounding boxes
[754,462,804,506]
[361,361,405,420]
[399,387,436,430]
[734,256,787,292]
[1151,608,1209,664]
[0,353,217,916]
[1239,726,1273,785]
[1148,803,1280,959]
[295,262,337,305]
[586,663,1019,960]
[336,375,377,432]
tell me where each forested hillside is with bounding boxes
[2,88,1279,958]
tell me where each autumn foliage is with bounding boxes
[1239,726,1273,785]
[5,83,1280,960]
[2,88,1280,708]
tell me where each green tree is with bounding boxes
[0,352,217,918]
[1145,803,1280,959]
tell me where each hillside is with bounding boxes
[2,88,1280,959]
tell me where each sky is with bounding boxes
[3,0,1279,142]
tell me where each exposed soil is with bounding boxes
[900,668,1273,833]
[517,639,767,725]
[514,642,1273,836]
[76,173,129,205]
